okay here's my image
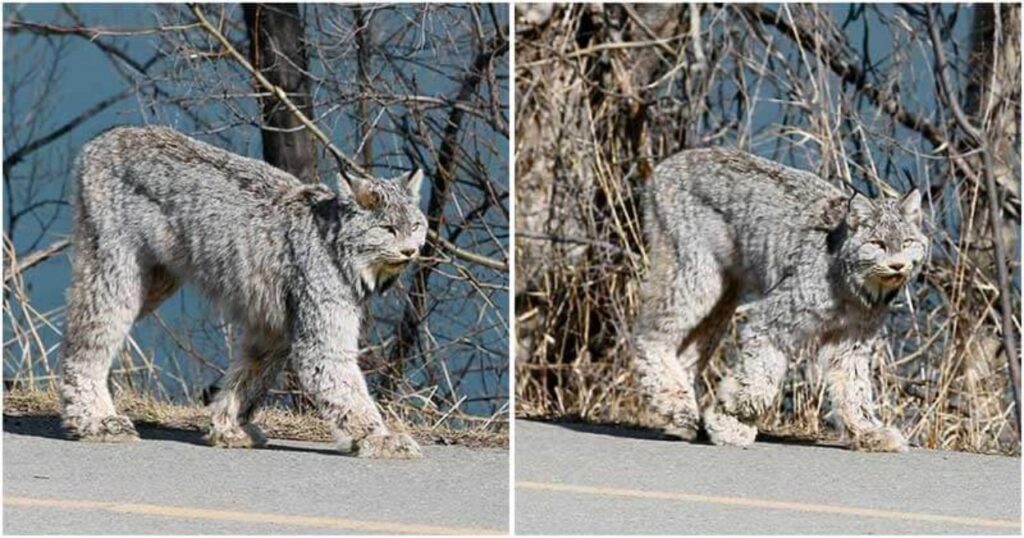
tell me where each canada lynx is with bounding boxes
[635,148,926,452]
[59,126,427,458]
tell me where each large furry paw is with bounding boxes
[205,423,267,449]
[703,407,757,447]
[659,402,702,441]
[661,410,701,441]
[64,415,139,442]
[662,423,700,442]
[353,432,422,459]
[852,427,908,453]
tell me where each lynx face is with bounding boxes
[315,169,428,294]
[837,190,927,306]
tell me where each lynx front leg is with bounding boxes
[290,314,421,459]
[703,327,787,448]
[824,341,907,453]
[206,331,285,449]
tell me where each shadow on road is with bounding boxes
[529,418,844,450]
[539,419,680,442]
[3,414,340,456]
[3,413,210,445]
[3,415,66,441]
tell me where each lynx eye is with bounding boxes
[869,239,887,251]
[411,222,423,231]
[382,225,398,236]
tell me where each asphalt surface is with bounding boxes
[515,420,1021,535]
[3,415,508,534]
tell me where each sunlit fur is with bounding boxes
[59,126,426,458]
[635,148,926,452]
[832,192,927,308]
[313,172,427,297]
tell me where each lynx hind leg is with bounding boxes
[206,331,285,449]
[59,247,144,442]
[633,327,700,440]
[634,239,727,441]
[704,329,787,448]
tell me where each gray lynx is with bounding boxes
[59,126,427,458]
[635,148,926,452]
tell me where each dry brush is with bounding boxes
[515,3,1020,454]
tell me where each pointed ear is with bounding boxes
[402,169,424,207]
[846,193,875,229]
[337,174,380,210]
[899,189,922,228]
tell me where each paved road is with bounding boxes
[515,420,1021,534]
[3,415,508,534]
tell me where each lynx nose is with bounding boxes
[888,261,907,273]
[401,248,418,258]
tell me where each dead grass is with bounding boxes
[3,388,507,449]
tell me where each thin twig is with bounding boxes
[4,239,71,284]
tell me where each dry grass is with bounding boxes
[515,4,1020,456]
[3,387,506,449]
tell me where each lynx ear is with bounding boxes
[846,193,874,229]
[337,172,353,199]
[336,173,381,210]
[900,189,922,227]
[402,169,424,207]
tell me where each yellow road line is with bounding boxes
[5,496,503,535]
[517,481,1021,530]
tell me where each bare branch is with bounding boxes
[4,239,71,283]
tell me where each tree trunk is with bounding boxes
[244,4,316,183]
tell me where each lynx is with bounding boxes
[634,148,927,452]
[59,126,427,458]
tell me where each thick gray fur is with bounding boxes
[59,125,427,458]
[635,148,927,452]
